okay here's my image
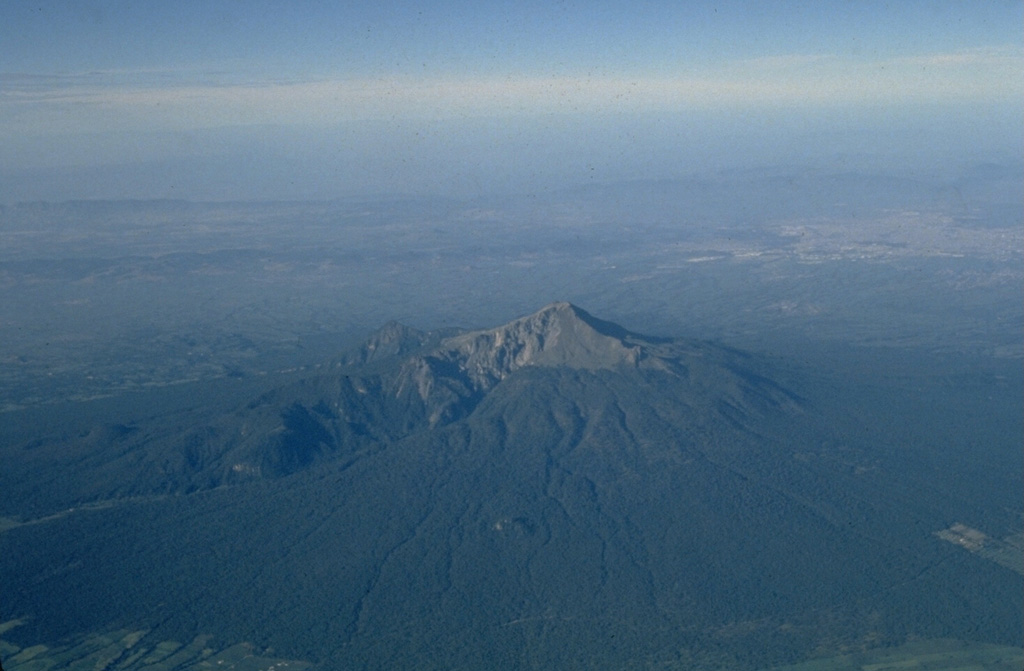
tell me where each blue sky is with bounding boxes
[1,1,1021,200]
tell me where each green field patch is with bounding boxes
[9,644,49,667]
[765,639,1024,671]
[133,640,181,668]
[91,632,147,671]
[195,643,313,670]
[144,635,213,670]
[1,629,312,671]
[0,620,26,636]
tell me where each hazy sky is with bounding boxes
[1,1,1021,201]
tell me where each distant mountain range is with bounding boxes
[1,304,1020,670]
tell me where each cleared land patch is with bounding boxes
[763,638,1024,671]
[935,523,1024,575]
[0,621,312,671]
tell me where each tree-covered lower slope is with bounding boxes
[1,304,1020,670]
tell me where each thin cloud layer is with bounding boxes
[2,47,1020,136]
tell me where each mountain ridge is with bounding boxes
[375,301,798,430]
[0,303,804,506]
[435,301,662,381]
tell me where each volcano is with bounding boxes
[0,304,1019,670]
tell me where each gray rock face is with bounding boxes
[385,303,672,425]
[340,321,435,368]
[379,302,791,428]
[439,302,644,380]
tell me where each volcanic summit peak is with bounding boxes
[436,302,649,378]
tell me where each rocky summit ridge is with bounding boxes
[379,302,798,429]
[430,302,669,385]
[380,302,677,426]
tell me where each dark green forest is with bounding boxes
[1,305,1020,670]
